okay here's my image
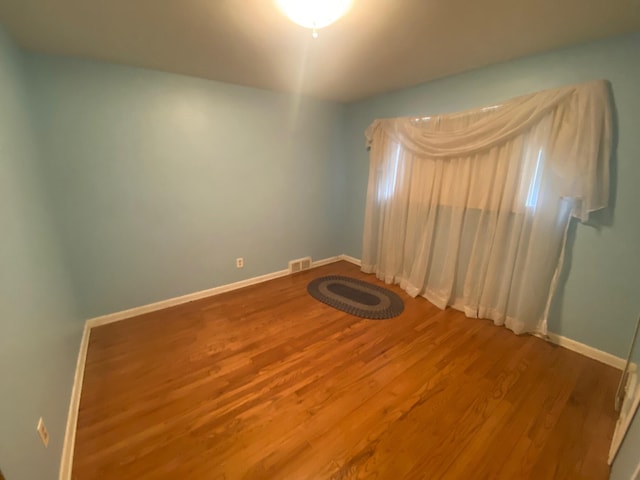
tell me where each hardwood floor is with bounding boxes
[72,261,619,479]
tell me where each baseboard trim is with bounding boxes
[311,256,341,268]
[546,332,626,370]
[339,254,362,266]
[87,270,285,329]
[59,322,91,480]
[87,256,344,329]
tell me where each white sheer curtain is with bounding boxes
[362,80,612,335]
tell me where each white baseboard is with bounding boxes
[546,332,626,370]
[86,270,287,328]
[311,256,341,268]
[86,256,343,329]
[59,322,91,480]
[339,254,362,266]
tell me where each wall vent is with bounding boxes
[289,256,312,274]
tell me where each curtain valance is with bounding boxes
[365,80,612,221]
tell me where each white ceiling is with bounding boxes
[0,0,639,102]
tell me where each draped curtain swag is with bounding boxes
[362,80,611,335]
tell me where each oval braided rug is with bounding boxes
[307,275,404,319]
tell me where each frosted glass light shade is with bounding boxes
[276,0,353,29]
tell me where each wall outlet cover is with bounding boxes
[37,417,49,447]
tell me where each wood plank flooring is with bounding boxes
[72,261,620,479]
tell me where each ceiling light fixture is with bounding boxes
[276,0,353,38]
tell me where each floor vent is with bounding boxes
[289,257,312,274]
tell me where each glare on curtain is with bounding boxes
[362,80,612,335]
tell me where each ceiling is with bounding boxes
[0,0,639,102]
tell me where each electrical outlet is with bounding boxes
[236,257,244,268]
[37,417,49,447]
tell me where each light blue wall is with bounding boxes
[25,55,346,318]
[342,32,640,359]
[0,31,82,479]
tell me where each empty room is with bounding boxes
[2,0,640,479]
